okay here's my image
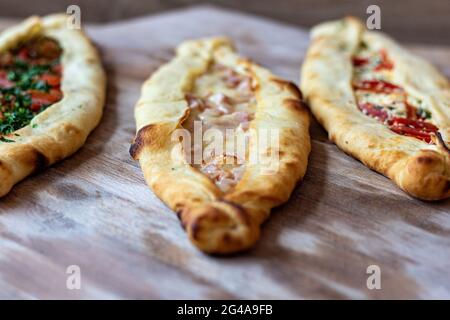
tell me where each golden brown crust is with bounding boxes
[301,17,450,200]
[0,14,106,196]
[180,200,259,254]
[398,150,449,200]
[131,37,311,254]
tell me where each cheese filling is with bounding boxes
[183,63,256,192]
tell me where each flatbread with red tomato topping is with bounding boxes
[301,17,450,200]
[0,14,106,196]
[130,37,310,254]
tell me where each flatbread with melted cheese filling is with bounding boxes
[130,37,311,254]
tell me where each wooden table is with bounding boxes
[0,6,449,299]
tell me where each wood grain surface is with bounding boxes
[0,6,449,299]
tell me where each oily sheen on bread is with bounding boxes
[0,14,106,196]
[130,37,310,254]
[301,17,450,200]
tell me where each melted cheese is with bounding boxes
[183,63,256,192]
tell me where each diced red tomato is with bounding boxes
[389,125,433,143]
[374,49,393,71]
[28,89,62,111]
[52,63,62,75]
[358,103,389,121]
[354,79,403,94]
[40,73,61,87]
[0,70,13,88]
[352,56,369,67]
[390,117,438,132]
[389,117,438,143]
[17,48,29,61]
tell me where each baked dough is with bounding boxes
[301,17,450,200]
[0,14,106,196]
[130,37,310,254]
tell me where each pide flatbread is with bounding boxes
[130,37,310,254]
[301,17,450,200]
[0,14,106,196]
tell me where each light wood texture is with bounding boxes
[0,6,449,299]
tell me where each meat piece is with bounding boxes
[186,94,205,110]
[207,93,232,114]
[200,154,244,192]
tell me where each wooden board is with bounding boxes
[0,6,449,299]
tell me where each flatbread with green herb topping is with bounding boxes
[0,14,106,196]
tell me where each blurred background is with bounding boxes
[0,0,449,45]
